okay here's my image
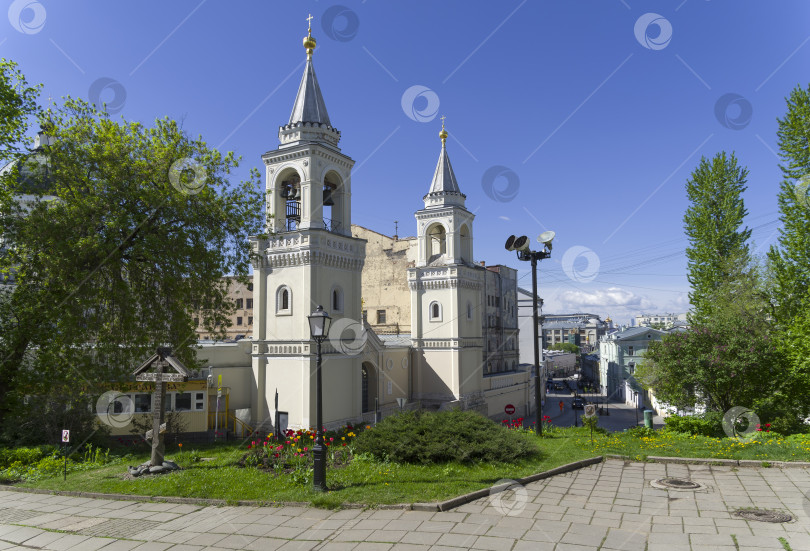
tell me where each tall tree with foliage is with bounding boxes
[683,152,752,322]
[0,58,40,165]
[767,84,810,326]
[637,260,781,415]
[0,96,263,441]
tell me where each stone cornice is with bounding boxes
[406,265,483,290]
[410,337,483,349]
[251,231,366,270]
[262,145,354,170]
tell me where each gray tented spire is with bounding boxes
[288,57,331,126]
[428,134,460,194]
[424,118,465,208]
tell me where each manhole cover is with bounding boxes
[651,477,702,490]
[733,509,793,523]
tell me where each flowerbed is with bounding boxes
[238,424,366,483]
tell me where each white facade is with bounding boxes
[598,327,665,406]
[215,26,535,432]
[634,313,687,327]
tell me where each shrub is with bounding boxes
[624,426,656,438]
[0,446,56,469]
[763,415,807,436]
[352,409,538,464]
[663,412,724,437]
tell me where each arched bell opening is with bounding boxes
[275,168,302,231]
[459,223,472,264]
[425,223,447,264]
[323,170,343,233]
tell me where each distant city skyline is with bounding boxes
[5,1,808,324]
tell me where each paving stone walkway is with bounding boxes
[1,459,809,551]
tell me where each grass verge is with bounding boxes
[11,428,810,507]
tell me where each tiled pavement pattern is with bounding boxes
[1,459,809,551]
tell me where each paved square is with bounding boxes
[0,460,808,550]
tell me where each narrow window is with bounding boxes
[246,298,253,309]
[235,298,243,309]
[377,310,386,324]
[282,289,289,310]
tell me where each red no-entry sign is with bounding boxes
[504,404,516,415]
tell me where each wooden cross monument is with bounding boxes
[132,347,191,466]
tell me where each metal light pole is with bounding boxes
[307,306,332,492]
[506,232,555,436]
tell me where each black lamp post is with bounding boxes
[506,231,554,436]
[307,305,332,492]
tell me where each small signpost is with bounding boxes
[61,430,69,481]
[132,347,190,467]
[504,404,516,416]
[396,397,406,411]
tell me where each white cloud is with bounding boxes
[553,287,655,315]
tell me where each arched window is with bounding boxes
[276,286,292,315]
[466,301,473,320]
[331,286,343,313]
[429,301,442,322]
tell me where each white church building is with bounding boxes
[243,25,535,432]
[103,23,536,437]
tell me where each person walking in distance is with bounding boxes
[559,400,564,414]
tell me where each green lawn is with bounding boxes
[12,428,810,508]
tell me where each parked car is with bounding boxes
[554,382,566,391]
[572,397,586,409]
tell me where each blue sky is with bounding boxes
[4,1,809,324]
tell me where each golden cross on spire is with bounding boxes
[306,13,313,31]
[439,115,448,145]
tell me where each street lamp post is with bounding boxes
[307,305,332,492]
[506,232,555,436]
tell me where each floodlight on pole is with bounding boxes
[505,230,555,436]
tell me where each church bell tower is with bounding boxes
[408,121,484,405]
[249,18,366,430]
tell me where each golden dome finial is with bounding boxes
[439,115,448,146]
[303,13,317,57]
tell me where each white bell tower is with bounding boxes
[408,120,484,406]
[249,19,366,431]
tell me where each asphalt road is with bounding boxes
[524,376,666,432]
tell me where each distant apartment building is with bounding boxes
[598,326,665,407]
[351,225,416,335]
[541,313,608,352]
[194,277,254,341]
[634,312,687,327]
[482,265,519,374]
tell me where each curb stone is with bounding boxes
[604,454,810,468]
[413,456,604,512]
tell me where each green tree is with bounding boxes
[683,152,751,322]
[636,261,796,420]
[0,58,40,165]
[767,84,810,327]
[0,97,263,440]
[550,342,580,354]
